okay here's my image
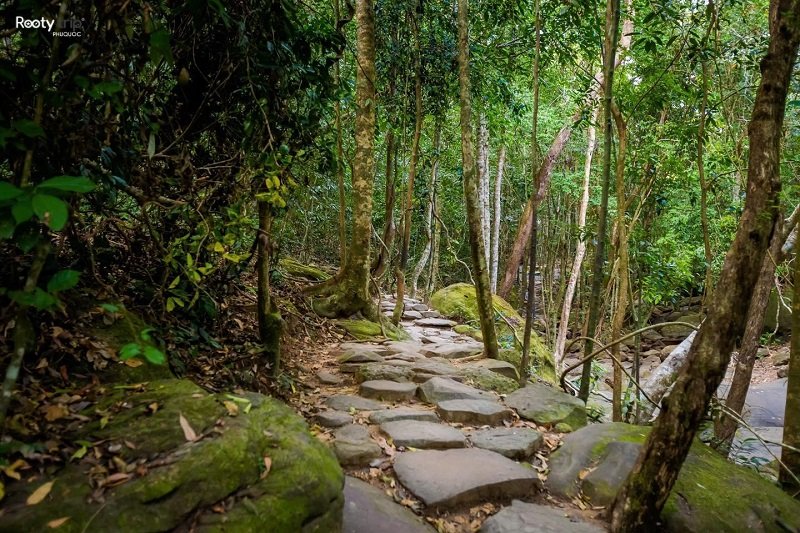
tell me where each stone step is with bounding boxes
[359,380,418,401]
[315,410,353,428]
[480,500,604,533]
[326,394,386,412]
[333,424,382,466]
[343,477,435,533]
[393,448,539,509]
[418,377,491,403]
[380,420,465,449]
[505,383,587,432]
[467,427,543,460]
[369,407,440,425]
[435,399,513,425]
[414,318,457,328]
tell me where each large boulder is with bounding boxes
[547,423,800,532]
[430,283,554,382]
[0,379,343,532]
[505,382,587,432]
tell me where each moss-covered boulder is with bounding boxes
[278,257,331,281]
[505,382,586,432]
[430,283,554,383]
[547,423,800,532]
[460,366,520,394]
[336,319,409,341]
[0,379,343,532]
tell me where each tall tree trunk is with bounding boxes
[490,145,506,293]
[781,228,800,492]
[333,0,348,268]
[309,0,378,319]
[457,0,499,359]
[412,123,441,298]
[393,11,423,323]
[520,0,541,385]
[578,0,621,402]
[256,202,281,375]
[478,114,491,267]
[610,102,629,421]
[553,106,598,370]
[698,7,716,306]
[371,126,396,279]
[611,2,800,527]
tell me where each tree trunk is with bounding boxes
[411,123,441,298]
[610,102,629,421]
[611,2,800,526]
[393,12,423,324]
[553,106,598,370]
[478,114,491,268]
[371,126,396,279]
[256,202,281,375]
[578,0,621,402]
[781,225,800,492]
[333,0,348,268]
[490,145,506,293]
[638,331,697,422]
[457,0,499,359]
[310,0,378,320]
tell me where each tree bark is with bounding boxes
[578,0,621,402]
[411,123,441,298]
[611,2,800,527]
[256,202,281,375]
[638,331,697,422]
[371,126,396,279]
[781,223,800,491]
[457,0,499,359]
[333,0,348,268]
[310,0,378,319]
[478,114,491,268]
[490,145,506,293]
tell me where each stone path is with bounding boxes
[308,294,603,531]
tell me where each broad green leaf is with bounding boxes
[32,194,68,231]
[166,297,175,312]
[143,345,166,365]
[149,28,174,66]
[0,216,15,239]
[13,120,44,138]
[9,288,57,310]
[100,303,120,313]
[37,176,95,194]
[119,343,141,360]
[47,270,80,293]
[11,196,33,224]
[0,182,22,201]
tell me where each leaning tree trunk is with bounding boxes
[781,226,800,492]
[490,145,506,292]
[456,0,499,359]
[578,0,621,402]
[411,123,441,298]
[393,12,423,324]
[309,0,378,319]
[553,106,598,370]
[611,1,800,527]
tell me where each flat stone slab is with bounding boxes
[403,310,423,320]
[421,310,441,318]
[339,346,386,364]
[480,500,604,533]
[315,410,353,428]
[326,394,386,412]
[411,359,459,376]
[380,420,465,449]
[421,343,483,360]
[316,370,342,385]
[369,407,440,424]
[343,477,434,533]
[333,424,382,466]
[465,359,519,380]
[468,428,543,460]
[414,318,457,328]
[411,303,429,311]
[418,377,490,403]
[393,448,538,509]
[506,382,587,431]
[436,399,513,425]
[383,340,425,355]
[355,363,414,383]
[360,380,418,401]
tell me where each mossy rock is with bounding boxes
[460,366,519,394]
[336,319,409,341]
[278,257,331,281]
[430,284,554,383]
[453,324,483,342]
[547,423,800,532]
[0,379,343,532]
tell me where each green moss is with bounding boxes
[431,284,555,383]
[335,319,409,341]
[278,257,331,281]
[461,367,519,394]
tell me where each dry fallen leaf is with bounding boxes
[223,400,239,416]
[260,456,272,480]
[2,459,29,480]
[47,517,70,528]
[27,481,54,505]
[104,473,131,487]
[44,404,69,422]
[179,413,197,441]
[124,358,143,368]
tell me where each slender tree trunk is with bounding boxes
[310,0,378,319]
[457,0,499,359]
[698,52,714,306]
[412,123,441,298]
[333,0,348,268]
[371,126,396,279]
[257,202,281,375]
[490,145,506,292]
[478,114,491,267]
[781,229,800,492]
[554,107,598,370]
[611,2,800,526]
[610,102,629,421]
[427,127,442,299]
[578,0,621,402]
[520,0,541,385]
